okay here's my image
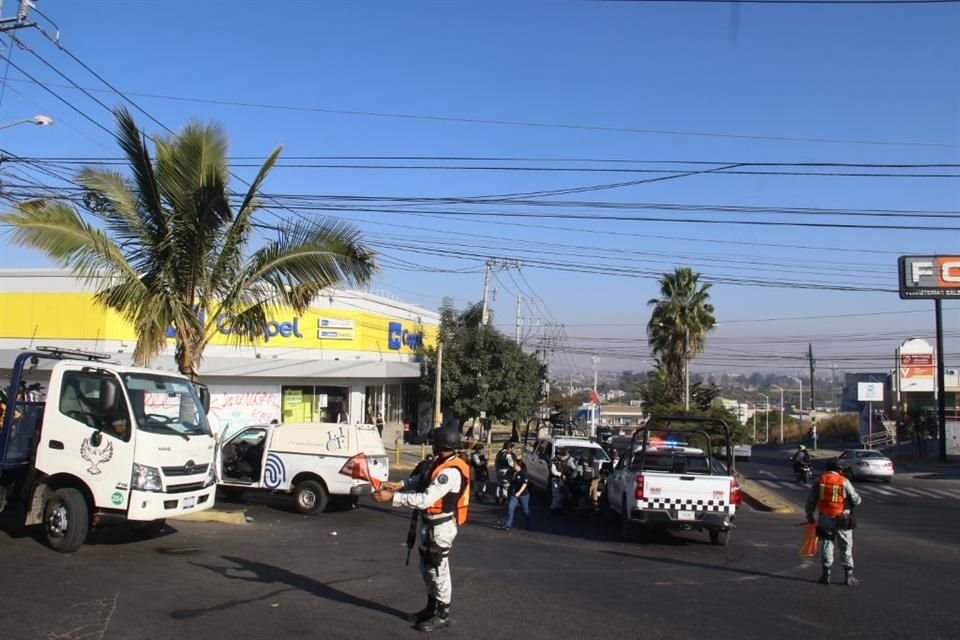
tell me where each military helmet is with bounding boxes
[826,458,843,472]
[432,428,462,451]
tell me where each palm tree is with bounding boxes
[647,267,716,409]
[1,107,376,378]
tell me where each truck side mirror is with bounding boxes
[195,384,211,415]
[99,378,119,415]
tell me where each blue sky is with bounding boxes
[0,1,958,379]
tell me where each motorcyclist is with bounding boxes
[791,444,812,476]
[494,441,517,504]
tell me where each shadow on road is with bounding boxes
[600,548,810,583]
[171,555,408,621]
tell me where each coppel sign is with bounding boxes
[899,255,960,299]
[167,311,304,342]
[215,313,304,342]
[388,321,423,350]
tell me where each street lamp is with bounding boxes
[788,375,803,414]
[758,392,769,443]
[771,385,784,444]
[0,114,54,131]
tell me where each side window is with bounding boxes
[58,370,131,441]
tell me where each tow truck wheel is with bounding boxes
[710,528,731,546]
[293,480,329,515]
[43,488,89,553]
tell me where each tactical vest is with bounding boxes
[424,455,471,525]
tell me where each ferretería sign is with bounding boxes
[898,255,960,299]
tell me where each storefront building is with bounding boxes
[0,270,438,437]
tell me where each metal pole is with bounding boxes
[480,260,492,325]
[433,342,443,429]
[684,327,690,411]
[515,295,522,344]
[936,299,947,461]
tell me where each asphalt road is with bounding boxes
[1,473,958,640]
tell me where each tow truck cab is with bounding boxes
[0,348,216,552]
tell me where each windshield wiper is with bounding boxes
[142,421,190,441]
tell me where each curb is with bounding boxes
[172,508,248,525]
[738,477,796,514]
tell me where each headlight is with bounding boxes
[203,463,216,488]
[132,463,163,492]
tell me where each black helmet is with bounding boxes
[826,458,843,472]
[432,428,462,451]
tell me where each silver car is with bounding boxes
[834,449,895,483]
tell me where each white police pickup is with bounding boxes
[604,418,741,546]
[216,421,388,514]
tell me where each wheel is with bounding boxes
[43,488,89,553]
[710,528,731,546]
[131,519,167,540]
[619,498,640,542]
[292,480,329,515]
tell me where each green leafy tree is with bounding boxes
[647,267,717,404]
[420,300,544,430]
[2,108,375,378]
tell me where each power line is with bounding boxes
[5,76,957,149]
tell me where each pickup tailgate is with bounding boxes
[639,472,733,518]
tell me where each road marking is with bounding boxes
[759,470,778,478]
[927,488,960,499]
[882,486,924,497]
[864,486,895,496]
[759,480,780,489]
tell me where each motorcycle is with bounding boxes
[795,462,813,484]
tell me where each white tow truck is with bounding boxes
[604,415,741,545]
[0,348,217,552]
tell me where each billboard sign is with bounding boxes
[899,255,960,299]
[857,382,884,402]
[899,338,935,393]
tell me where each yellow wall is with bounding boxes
[0,292,436,355]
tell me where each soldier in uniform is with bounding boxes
[373,428,470,632]
[805,458,862,586]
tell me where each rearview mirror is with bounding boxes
[98,378,119,415]
[195,383,211,415]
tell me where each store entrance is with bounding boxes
[281,385,349,423]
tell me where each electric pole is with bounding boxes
[515,294,522,344]
[807,343,817,448]
[480,259,493,325]
[0,0,36,33]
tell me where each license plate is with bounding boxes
[182,496,196,509]
[677,510,695,521]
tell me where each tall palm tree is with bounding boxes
[1,107,376,378]
[647,267,716,408]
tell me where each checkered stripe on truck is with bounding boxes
[640,497,734,513]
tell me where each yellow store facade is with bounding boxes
[0,270,439,439]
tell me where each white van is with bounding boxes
[215,422,388,514]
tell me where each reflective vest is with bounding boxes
[817,471,847,517]
[424,455,471,525]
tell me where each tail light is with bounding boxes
[857,461,870,467]
[729,478,742,505]
[634,475,645,500]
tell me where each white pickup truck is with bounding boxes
[605,416,741,546]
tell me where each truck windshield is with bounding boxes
[122,373,211,438]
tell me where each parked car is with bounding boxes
[831,449,894,483]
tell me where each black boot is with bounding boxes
[844,568,860,587]
[817,568,830,585]
[415,602,450,632]
[408,597,437,624]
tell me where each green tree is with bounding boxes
[647,267,717,406]
[420,300,544,430]
[1,108,375,377]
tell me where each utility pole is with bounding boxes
[515,294,522,344]
[0,0,36,33]
[684,327,690,411]
[433,342,443,429]
[480,259,493,325]
[807,343,817,449]
[591,355,600,437]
